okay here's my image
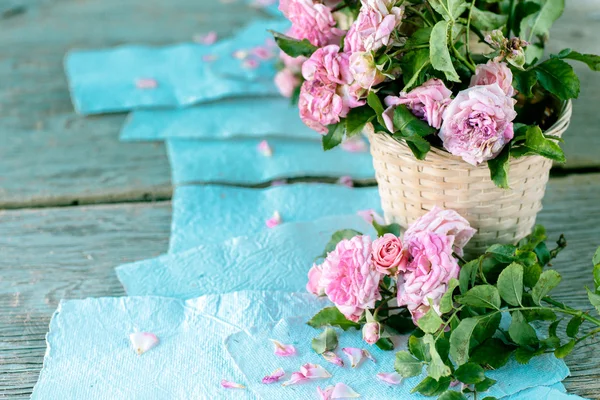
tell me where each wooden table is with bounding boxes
[1,1,600,399]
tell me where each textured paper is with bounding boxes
[30,291,329,400]
[65,19,289,114]
[120,98,315,141]
[117,215,375,299]
[169,184,381,252]
[166,138,375,185]
[225,318,573,400]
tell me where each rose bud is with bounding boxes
[362,322,381,345]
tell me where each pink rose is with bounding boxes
[302,45,352,85]
[337,82,367,109]
[470,61,515,97]
[299,79,345,134]
[362,322,380,345]
[349,51,385,89]
[397,231,459,324]
[320,235,382,322]
[439,84,517,166]
[382,78,452,131]
[275,69,300,98]
[371,233,408,275]
[404,206,476,257]
[307,263,326,296]
[279,0,344,47]
[344,24,366,53]
[353,2,404,51]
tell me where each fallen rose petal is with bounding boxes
[342,347,363,368]
[337,175,354,188]
[301,363,332,379]
[257,140,273,157]
[318,385,335,400]
[341,137,368,153]
[262,368,285,384]
[265,211,282,228]
[242,58,260,69]
[129,332,159,355]
[270,339,296,357]
[282,371,308,386]
[363,349,376,364]
[221,379,245,389]
[376,372,402,385]
[135,78,158,89]
[193,31,217,45]
[252,46,273,60]
[331,383,360,398]
[322,351,344,367]
[356,209,385,225]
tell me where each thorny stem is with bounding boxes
[542,297,600,327]
[374,296,396,318]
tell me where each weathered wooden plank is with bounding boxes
[1,175,600,397]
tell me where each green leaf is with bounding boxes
[394,351,423,378]
[386,314,416,335]
[392,105,437,138]
[469,338,514,369]
[423,335,452,380]
[552,49,600,71]
[418,308,444,334]
[587,288,600,315]
[409,335,430,362]
[549,319,562,337]
[532,270,562,305]
[593,264,600,292]
[440,278,460,314]
[430,21,460,82]
[486,244,517,263]
[456,285,501,310]
[372,220,402,237]
[450,317,479,366]
[367,92,386,127]
[518,225,547,251]
[512,1,541,37]
[497,262,524,306]
[523,262,543,288]
[471,7,508,31]
[566,316,584,338]
[455,362,486,384]
[509,311,538,347]
[322,123,345,151]
[307,307,361,331]
[522,308,556,322]
[554,339,576,358]
[475,377,497,393]
[345,106,375,138]
[393,134,431,160]
[523,125,566,163]
[459,259,479,294]
[412,376,451,396]
[322,230,362,256]
[487,144,511,189]
[311,328,338,354]
[593,246,600,267]
[376,337,395,351]
[534,58,580,101]
[534,242,551,266]
[270,30,317,58]
[400,48,432,91]
[513,69,538,97]
[520,0,565,60]
[438,390,467,400]
[514,346,544,364]
[473,313,502,344]
[428,0,468,20]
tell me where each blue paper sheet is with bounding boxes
[167,138,375,185]
[225,318,575,400]
[30,291,329,400]
[65,19,289,114]
[169,184,381,252]
[120,98,315,141]
[116,215,375,299]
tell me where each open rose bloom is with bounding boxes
[272,0,592,187]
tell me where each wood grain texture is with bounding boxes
[1,175,600,398]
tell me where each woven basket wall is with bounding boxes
[367,101,572,258]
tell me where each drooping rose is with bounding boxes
[320,235,382,322]
[403,206,476,257]
[371,233,407,275]
[439,84,517,166]
[353,1,404,51]
[298,79,345,134]
[382,78,452,131]
[275,68,300,98]
[397,231,460,324]
[349,51,385,89]
[362,322,380,345]
[470,60,515,97]
[302,45,352,85]
[279,0,344,47]
[307,263,326,296]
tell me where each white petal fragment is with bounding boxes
[376,372,403,385]
[221,379,246,389]
[269,339,296,357]
[331,382,361,398]
[342,347,364,368]
[129,332,159,355]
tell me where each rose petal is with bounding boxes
[129,332,159,355]
[270,339,296,357]
[356,209,385,225]
[265,211,282,228]
[342,347,363,368]
[135,78,158,89]
[376,372,402,385]
[322,351,344,367]
[262,368,285,384]
[252,46,273,60]
[341,137,368,153]
[193,31,217,45]
[363,349,376,364]
[257,140,273,157]
[281,371,308,386]
[317,385,335,400]
[331,382,361,398]
[300,363,332,379]
[221,379,245,389]
[337,175,354,188]
[242,58,260,69]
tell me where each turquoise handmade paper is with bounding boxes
[120,98,315,141]
[225,317,575,400]
[167,138,375,185]
[30,292,329,400]
[169,184,380,252]
[117,215,375,298]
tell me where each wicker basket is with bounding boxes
[367,101,572,257]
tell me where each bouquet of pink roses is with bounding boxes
[272,0,600,187]
[305,208,600,399]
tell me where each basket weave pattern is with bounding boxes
[368,101,572,257]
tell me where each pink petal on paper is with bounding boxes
[331,383,360,398]
[342,347,363,368]
[202,54,218,62]
[135,78,158,89]
[282,371,308,386]
[376,372,402,385]
[270,339,296,357]
[265,211,282,228]
[271,179,287,187]
[262,368,285,384]
[301,363,332,379]
[257,140,273,157]
[232,50,249,60]
[193,31,217,45]
[337,175,354,188]
[356,209,385,225]
[221,379,245,389]
[252,46,273,60]
[341,137,368,153]
[322,351,344,367]
[242,58,260,69]
[129,332,159,355]
[363,349,376,364]
[317,385,335,400]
